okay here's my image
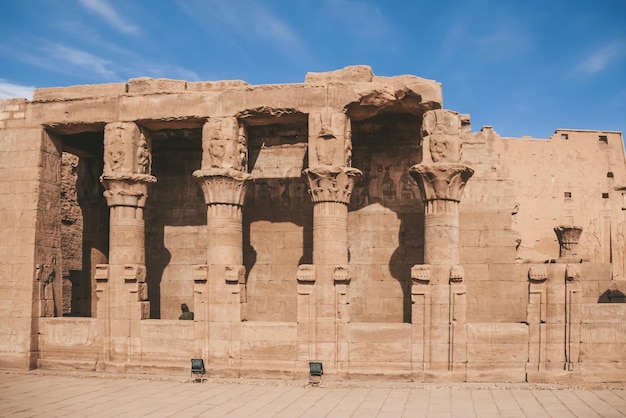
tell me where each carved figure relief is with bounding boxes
[203,118,247,171]
[77,158,104,202]
[315,123,338,165]
[236,125,248,172]
[422,109,462,163]
[136,132,151,175]
[310,111,351,167]
[382,166,396,199]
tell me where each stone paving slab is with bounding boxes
[0,371,624,417]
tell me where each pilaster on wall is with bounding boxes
[526,230,583,383]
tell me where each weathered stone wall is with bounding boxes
[2,67,625,383]
[60,152,82,314]
[145,130,205,319]
[348,114,423,323]
[244,123,311,322]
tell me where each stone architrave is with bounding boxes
[193,117,251,369]
[98,122,156,367]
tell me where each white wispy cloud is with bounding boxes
[0,79,34,99]
[576,40,625,75]
[322,0,392,41]
[45,42,117,79]
[178,0,309,59]
[78,0,140,35]
[0,40,118,81]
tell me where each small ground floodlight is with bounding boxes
[308,361,323,385]
[191,358,206,382]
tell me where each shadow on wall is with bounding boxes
[349,113,425,324]
[598,289,626,303]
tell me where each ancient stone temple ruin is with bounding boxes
[1,66,625,383]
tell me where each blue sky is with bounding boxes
[1,0,625,138]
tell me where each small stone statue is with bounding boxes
[179,303,194,320]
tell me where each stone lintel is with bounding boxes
[303,165,362,204]
[409,163,474,204]
[193,168,251,206]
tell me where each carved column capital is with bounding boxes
[100,174,156,208]
[409,163,474,206]
[554,225,583,260]
[303,166,362,204]
[193,168,251,206]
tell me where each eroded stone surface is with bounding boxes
[1,66,625,383]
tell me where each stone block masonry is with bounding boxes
[1,66,625,383]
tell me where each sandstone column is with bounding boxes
[98,122,156,368]
[408,109,473,379]
[299,111,361,374]
[193,117,250,372]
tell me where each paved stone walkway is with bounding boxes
[1,371,625,417]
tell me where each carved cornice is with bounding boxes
[303,165,362,204]
[100,174,156,208]
[193,168,251,206]
[409,163,474,203]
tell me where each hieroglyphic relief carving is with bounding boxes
[422,109,462,163]
[309,111,351,167]
[77,157,104,203]
[35,263,56,317]
[104,122,153,175]
[202,118,248,172]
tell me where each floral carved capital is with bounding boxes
[303,165,362,204]
[100,174,156,208]
[193,168,251,206]
[409,163,474,203]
